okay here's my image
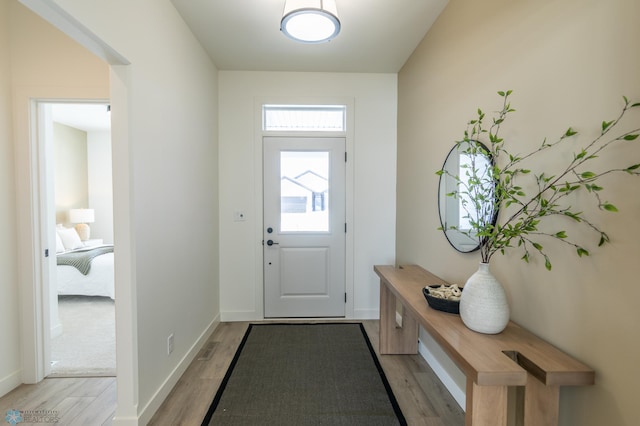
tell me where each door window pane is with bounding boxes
[281,151,329,232]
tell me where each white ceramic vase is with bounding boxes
[459,262,510,334]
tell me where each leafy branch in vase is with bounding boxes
[438,91,640,269]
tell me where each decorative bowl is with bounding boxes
[422,285,462,314]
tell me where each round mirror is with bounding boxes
[438,140,496,253]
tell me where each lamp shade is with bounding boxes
[281,0,340,43]
[69,208,95,224]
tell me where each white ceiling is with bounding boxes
[51,103,111,133]
[50,1,448,131]
[170,0,448,73]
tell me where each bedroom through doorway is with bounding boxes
[43,101,116,377]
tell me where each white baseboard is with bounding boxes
[392,311,465,410]
[109,415,139,426]
[220,310,262,322]
[130,314,221,426]
[221,310,380,321]
[353,308,379,319]
[0,369,22,399]
[417,339,466,411]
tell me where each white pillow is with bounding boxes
[55,232,65,253]
[58,227,84,250]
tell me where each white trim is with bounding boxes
[353,309,379,320]
[13,90,104,385]
[19,0,129,65]
[0,370,22,399]
[418,339,466,411]
[394,312,466,410]
[220,310,263,322]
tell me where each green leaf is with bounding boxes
[577,247,589,257]
[555,231,567,239]
[602,120,614,132]
[599,233,610,246]
[565,127,578,137]
[626,164,640,171]
[581,171,596,179]
[498,91,505,96]
[435,170,444,176]
[602,203,618,212]
[544,256,552,271]
[564,211,582,222]
[532,242,543,251]
[623,134,639,141]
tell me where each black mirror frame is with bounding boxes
[437,140,497,253]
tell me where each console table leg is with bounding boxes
[523,373,559,426]
[466,381,507,426]
[379,281,418,354]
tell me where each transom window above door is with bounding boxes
[262,105,346,132]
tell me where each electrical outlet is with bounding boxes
[167,333,174,355]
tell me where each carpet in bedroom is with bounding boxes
[50,295,116,377]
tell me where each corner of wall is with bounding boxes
[135,315,221,425]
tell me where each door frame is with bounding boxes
[14,91,111,384]
[253,97,355,319]
[11,3,139,421]
[24,97,113,381]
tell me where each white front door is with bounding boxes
[263,137,346,318]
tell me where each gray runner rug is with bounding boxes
[202,323,406,426]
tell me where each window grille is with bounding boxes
[263,105,346,131]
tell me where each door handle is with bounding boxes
[266,239,279,246]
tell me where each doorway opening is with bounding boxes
[41,101,116,377]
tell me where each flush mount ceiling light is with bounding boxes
[280,0,341,44]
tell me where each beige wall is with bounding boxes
[397,0,640,425]
[53,122,89,225]
[0,0,20,398]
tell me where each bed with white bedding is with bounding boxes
[57,248,115,299]
[55,225,115,299]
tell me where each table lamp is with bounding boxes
[69,208,95,240]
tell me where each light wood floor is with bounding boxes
[0,321,464,425]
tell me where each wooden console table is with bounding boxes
[374,264,594,426]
